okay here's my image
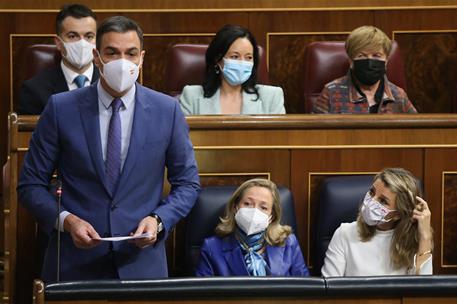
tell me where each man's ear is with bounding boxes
[139,50,146,69]
[54,36,65,55]
[93,48,102,70]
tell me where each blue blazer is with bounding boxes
[18,83,200,282]
[196,234,309,276]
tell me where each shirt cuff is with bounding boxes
[151,213,164,233]
[413,253,433,275]
[55,211,71,232]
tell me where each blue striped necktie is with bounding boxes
[106,98,123,193]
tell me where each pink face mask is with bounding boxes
[361,192,396,226]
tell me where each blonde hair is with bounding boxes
[345,25,392,60]
[357,168,433,270]
[215,178,292,246]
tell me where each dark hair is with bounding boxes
[203,24,259,99]
[56,4,96,35]
[96,16,144,50]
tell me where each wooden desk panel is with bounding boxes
[4,114,457,304]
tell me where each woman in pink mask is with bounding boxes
[196,178,309,276]
[322,168,433,276]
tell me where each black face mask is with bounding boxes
[352,59,386,86]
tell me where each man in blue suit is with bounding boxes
[18,16,200,282]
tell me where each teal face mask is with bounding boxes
[221,58,254,86]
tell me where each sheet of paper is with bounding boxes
[95,233,151,242]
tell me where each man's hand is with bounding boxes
[63,214,101,249]
[131,216,159,249]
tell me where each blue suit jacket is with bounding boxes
[18,83,200,282]
[196,234,309,276]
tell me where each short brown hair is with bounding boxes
[345,26,392,59]
[96,16,143,50]
[56,4,96,35]
[215,178,292,246]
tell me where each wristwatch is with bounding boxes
[151,213,164,233]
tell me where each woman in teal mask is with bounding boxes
[179,24,286,115]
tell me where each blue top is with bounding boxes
[196,233,309,276]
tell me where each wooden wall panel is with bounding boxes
[199,174,269,187]
[135,12,250,34]
[1,0,457,10]
[0,14,14,199]
[393,32,457,113]
[195,150,290,188]
[424,149,457,273]
[443,173,457,267]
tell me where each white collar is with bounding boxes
[97,80,136,110]
[60,60,94,86]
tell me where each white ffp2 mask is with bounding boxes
[235,207,270,235]
[99,56,141,93]
[60,38,95,69]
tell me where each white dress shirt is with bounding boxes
[322,221,432,277]
[60,61,94,90]
[58,81,136,232]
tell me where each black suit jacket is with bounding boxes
[17,63,100,115]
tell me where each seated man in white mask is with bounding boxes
[18,3,99,114]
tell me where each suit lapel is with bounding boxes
[114,84,148,198]
[78,84,111,196]
[54,66,70,93]
[223,235,249,276]
[266,243,285,276]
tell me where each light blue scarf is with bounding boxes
[236,228,270,276]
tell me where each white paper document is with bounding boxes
[95,233,151,242]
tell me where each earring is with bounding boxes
[214,64,220,74]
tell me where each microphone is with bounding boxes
[56,179,63,282]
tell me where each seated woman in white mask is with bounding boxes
[196,178,309,276]
[322,168,433,277]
